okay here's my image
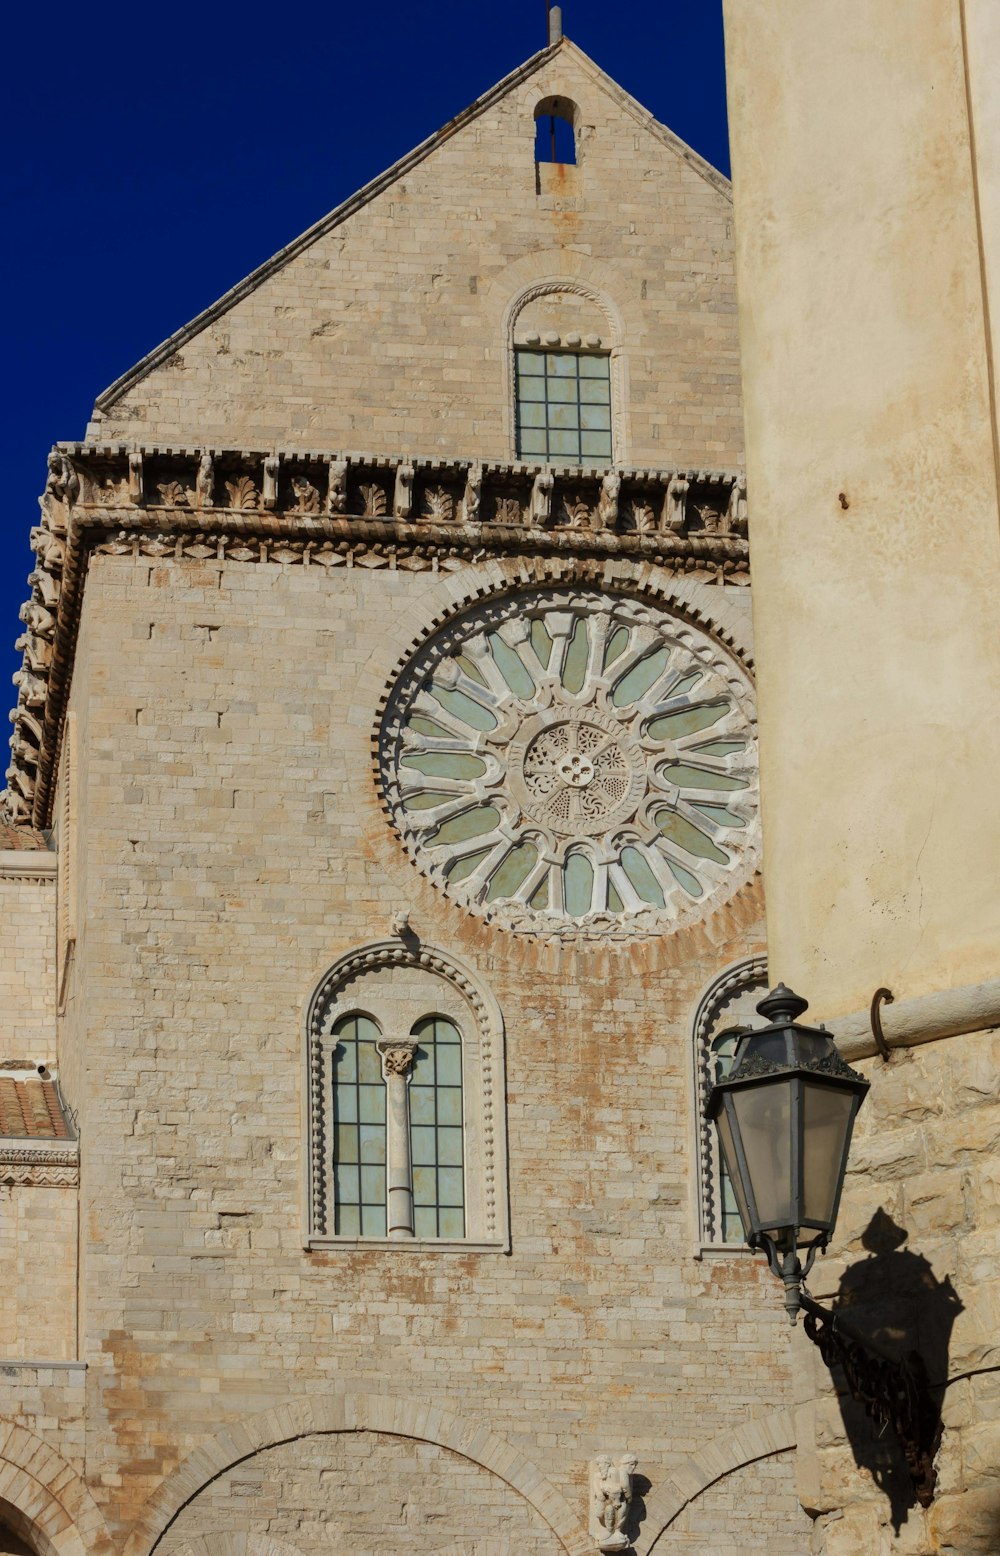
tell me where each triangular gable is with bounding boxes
[93,37,730,419]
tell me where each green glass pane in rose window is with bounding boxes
[620,845,666,907]
[488,633,536,697]
[400,752,486,780]
[429,686,497,732]
[432,806,501,846]
[647,700,727,741]
[612,647,669,707]
[563,852,595,916]
[486,841,538,901]
[657,811,729,864]
[661,763,746,793]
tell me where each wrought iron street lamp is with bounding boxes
[709,982,938,1506]
[707,983,869,1321]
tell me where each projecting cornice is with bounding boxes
[5,444,749,830]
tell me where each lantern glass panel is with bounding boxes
[715,1101,752,1236]
[731,1078,794,1232]
[802,1082,855,1225]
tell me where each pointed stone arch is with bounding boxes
[0,1424,112,1555]
[124,1393,593,1556]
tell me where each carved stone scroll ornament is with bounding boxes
[589,1454,638,1552]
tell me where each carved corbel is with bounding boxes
[727,473,748,537]
[19,600,55,641]
[12,670,47,709]
[530,470,554,527]
[463,464,482,524]
[14,634,52,674]
[11,708,44,746]
[596,470,621,530]
[327,458,348,514]
[44,451,79,512]
[29,526,65,572]
[393,463,414,519]
[2,788,33,824]
[263,454,280,511]
[664,474,689,533]
[128,450,144,507]
[27,570,60,610]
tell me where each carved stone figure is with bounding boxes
[29,525,65,571]
[393,464,414,519]
[194,451,214,509]
[19,600,56,640]
[727,472,748,536]
[597,470,620,530]
[327,458,348,514]
[12,669,47,709]
[290,477,320,514]
[589,1453,637,1552]
[694,501,723,534]
[530,470,554,527]
[15,634,52,674]
[665,474,689,533]
[28,570,60,609]
[44,451,79,509]
[128,451,144,506]
[263,455,280,511]
[463,464,482,523]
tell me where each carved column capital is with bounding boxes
[377,1038,417,1078]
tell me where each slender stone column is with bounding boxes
[377,1038,417,1239]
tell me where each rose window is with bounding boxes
[378,590,759,936]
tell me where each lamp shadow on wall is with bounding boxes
[831,1208,962,1534]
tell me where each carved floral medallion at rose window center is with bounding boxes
[378,591,760,937]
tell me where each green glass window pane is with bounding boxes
[529,871,550,909]
[412,1046,435,1085]
[411,1126,436,1164]
[432,805,501,846]
[359,1122,386,1163]
[549,353,578,377]
[691,802,745,828]
[548,378,577,404]
[661,761,746,793]
[486,840,538,902]
[413,1205,438,1238]
[413,1166,436,1205]
[561,615,590,693]
[517,351,545,374]
[517,401,546,428]
[604,625,630,668]
[578,355,610,378]
[581,404,611,431]
[550,405,581,433]
[530,619,553,667]
[517,377,546,405]
[620,845,666,908]
[436,1045,462,1085]
[607,879,625,913]
[456,652,487,687]
[436,1019,461,1045]
[613,647,670,708]
[446,846,493,883]
[410,1087,435,1124]
[400,752,487,781]
[488,633,536,696]
[438,1207,465,1238]
[549,430,580,457]
[564,851,595,916]
[438,1168,465,1207]
[359,1086,384,1124]
[438,1128,464,1166]
[337,1203,360,1236]
[429,685,498,732]
[657,811,729,864]
[404,790,451,811]
[361,1165,385,1203]
[647,701,728,741]
[437,1088,463,1126]
[408,713,452,738]
[334,1045,356,1083]
[695,740,745,758]
[336,1164,359,1203]
[335,1124,359,1161]
[666,857,704,897]
[519,429,547,456]
[358,1043,382,1084]
[335,1087,357,1123]
[361,1204,386,1237]
[580,377,611,404]
[581,432,613,459]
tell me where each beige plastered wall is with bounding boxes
[722,0,1000,1017]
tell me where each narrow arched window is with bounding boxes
[693,957,768,1248]
[332,1013,386,1237]
[534,105,576,165]
[410,1016,465,1239]
[710,1027,746,1245]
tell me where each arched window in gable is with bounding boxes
[534,98,577,166]
[506,281,624,466]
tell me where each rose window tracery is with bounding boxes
[378,590,760,937]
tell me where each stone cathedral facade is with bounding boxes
[0,32,913,1556]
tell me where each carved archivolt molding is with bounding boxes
[378,589,759,940]
[3,442,747,831]
[305,940,506,1245]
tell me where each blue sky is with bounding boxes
[0,0,728,721]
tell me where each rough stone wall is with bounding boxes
[0,1188,76,1360]
[92,44,741,472]
[795,1027,1000,1555]
[50,550,805,1552]
[658,1449,811,1553]
[0,1364,87,1474]
[158,1431,557,1554]
[0,863,55,1061]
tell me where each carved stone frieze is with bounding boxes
[2,442,749,829]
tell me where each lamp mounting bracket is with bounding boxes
[870,986,894,1061]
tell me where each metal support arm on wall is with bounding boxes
[799,1290,938,1507]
